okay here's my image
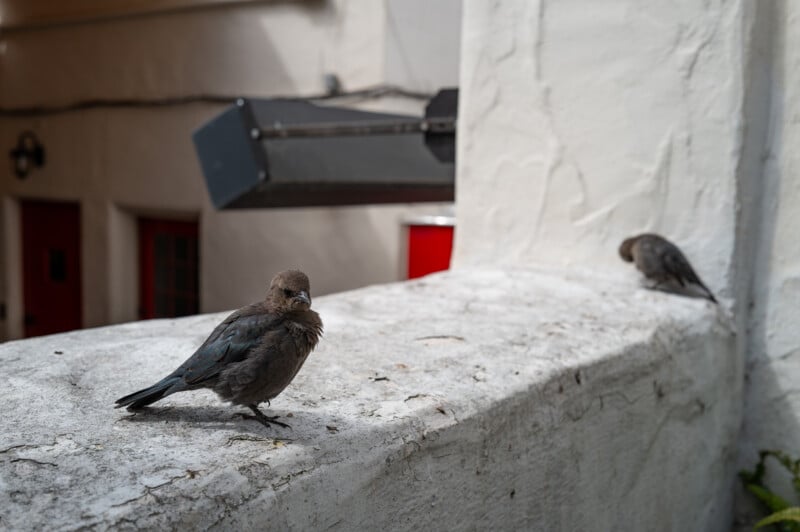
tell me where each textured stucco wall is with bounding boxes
[0,0,461,339]
[454,0,746,303]
[455,0,800,528]
[452,0,800,528]
[736,0,800,520]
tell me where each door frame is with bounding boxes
[2,197,24,340]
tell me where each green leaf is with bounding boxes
[755,507,800,529]
[746,484,792,513]
[742,450,800,531]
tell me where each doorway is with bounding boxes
[138,218,199,319]
[21,200,82,337]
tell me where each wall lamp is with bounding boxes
[9,131,45,179]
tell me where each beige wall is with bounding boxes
[0,0,461,339]
[0,2,387,106]
[0,0,260,29]
[384,0,462,93]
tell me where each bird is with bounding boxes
[618,233,717,303]
[115,270,323,428]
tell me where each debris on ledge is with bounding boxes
[0,268,738,531]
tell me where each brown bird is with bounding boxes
[619,233,717,303]
[115,270,323,428]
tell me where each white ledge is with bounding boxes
[0,268,740,530]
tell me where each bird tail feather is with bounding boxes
[698,282,718,304]
[114,377,179,410]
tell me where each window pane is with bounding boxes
[155,263,168,291]
[154,234,169,265]
[155,292,169,317]
[174,297,190,317]
[48,248,67,282]
[175,236,188,261]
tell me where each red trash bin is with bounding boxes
[403,214,455,279]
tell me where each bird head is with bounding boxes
[618,236,638,262]
[268,270,313,313]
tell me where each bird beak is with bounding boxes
[295,291,310,305]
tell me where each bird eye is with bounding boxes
[283,288,294,297]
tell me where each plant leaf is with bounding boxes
[755,507,800,529]
[746,484,792,513]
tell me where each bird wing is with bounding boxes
[661,247,702,287]
[178,305,282,386]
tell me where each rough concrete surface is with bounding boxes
[0,269,738,531]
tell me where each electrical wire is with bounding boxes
[0,84,434,117]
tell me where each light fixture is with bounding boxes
[324,73,342,96]
[9,131,45,179]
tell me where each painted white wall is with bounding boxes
[0,0,462,338]
[455,0,800,526]
[455,0,800,520]
[737,0,800,519]
[453,0,745,302]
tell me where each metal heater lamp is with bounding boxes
[192,89,457,209]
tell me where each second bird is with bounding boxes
[619,233,717,303]
[114,269,323,428]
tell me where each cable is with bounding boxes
[0,84,434,117]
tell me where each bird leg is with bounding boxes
[234,404,291,429]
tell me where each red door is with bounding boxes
[21,200,82,337]
[139,218,199,319]
[406,225,454,279]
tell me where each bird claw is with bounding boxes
[234,407,291,429]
